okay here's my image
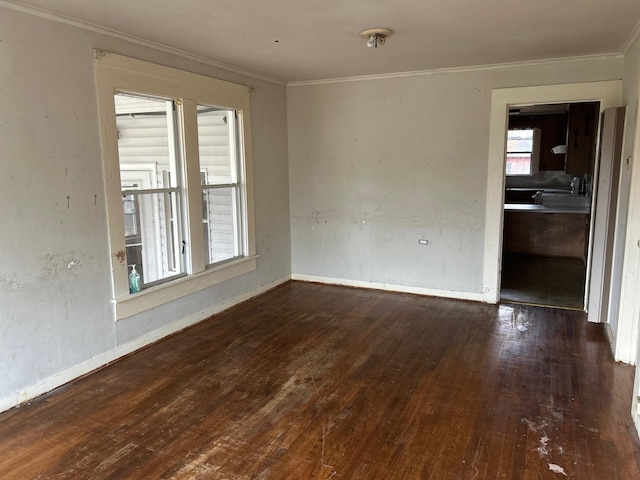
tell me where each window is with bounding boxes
[115,94,184,287]
[196,105,244,265]
[505,128,540,176]
[94,51,256,319]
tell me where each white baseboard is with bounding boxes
[603,322,617,360]
[291,273,487,303]
[0,275,291,414]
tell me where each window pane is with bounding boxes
[197,105,236,185]
[115,93,177,189]
[506,153,532,175]
[202,187,240,264]
[123,191,183,288]
[197,105,244,266]
[507,129,534,153]
[115,92,184,291]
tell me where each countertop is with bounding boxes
[504,203,590,214]
[506,187,571,193]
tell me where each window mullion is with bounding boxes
[239,110,256,257]
[180,99,206,274]
[97,83,131,299]
[229,111,243,257]
[201,183,238,190]
[122,187,180,196]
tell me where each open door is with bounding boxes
[587,107,626,323]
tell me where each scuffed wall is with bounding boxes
[0,7,290,406]
[621,31,640,427]
[608,36,640,358]
[287,58,623,295]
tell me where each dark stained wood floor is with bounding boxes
[1,281,639,479]
[500,254,586,310]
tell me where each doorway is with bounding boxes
[482,80,622,324]
[499,102,598,310]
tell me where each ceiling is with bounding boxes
[6,0,640,83]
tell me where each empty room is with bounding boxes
[3,0,640,478]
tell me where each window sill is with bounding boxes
[114,255,258,320]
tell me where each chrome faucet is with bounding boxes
[570,176,581,196]
[533,191,543,204]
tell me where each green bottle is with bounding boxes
[129,264,141,294]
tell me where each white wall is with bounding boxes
[620,31,640,429]
[0,3,634,416]
[287,58,623,297]
[0,7,290,409]
[611,36,640,360]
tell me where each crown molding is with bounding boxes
[622,18,640,55]
[287,53,624,87]
[1,0,631,88]
[0,0,286,85]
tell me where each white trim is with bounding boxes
[0,0,630,88]
[240,110,257,256]
[115,255,258,319]
[0,0,284,85]
[181,98,206,274]
[95,51,251,110]
[291,274,486,303]
[0,0,628,87]
[287,54,623,87]
[603,321,616,358]
[484,81,622,314]
[617,80,640,363]
[0,275,291,414]
[622,18,640,55]
[94,51,258,319]
[587,107,626,329]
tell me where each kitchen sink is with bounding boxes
[541,193,589,208]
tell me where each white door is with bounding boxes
[587,107,626,323]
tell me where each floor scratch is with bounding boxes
[470,444,481,480]
[319,418,326,480]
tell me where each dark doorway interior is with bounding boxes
[500,253,585,309]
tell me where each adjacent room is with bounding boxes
[2,0,640,477]
[501,102,599,310]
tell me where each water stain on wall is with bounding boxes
[114,250,126,265]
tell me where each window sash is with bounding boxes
[505,128,539,176]
[120,189,185,288]
[122,187,180,195]
[201,184,243,265]
[94,50,256,319]
[196,104,245,266]
[505,153,533,175]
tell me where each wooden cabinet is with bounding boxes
[503,211,589,259]
[565,102,599,175]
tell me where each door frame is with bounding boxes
[620,77,640,365]
[482,81,622,320]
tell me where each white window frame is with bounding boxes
[505,127,541,176]
[94,51,257,320]
[197,106,245,266]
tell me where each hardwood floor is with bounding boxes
[500,253,586,310]
[1,281,639,479]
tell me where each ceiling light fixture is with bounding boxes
[360,28,393,48]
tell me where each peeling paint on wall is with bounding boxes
[0,276,21,290]
[41,253,84,279]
